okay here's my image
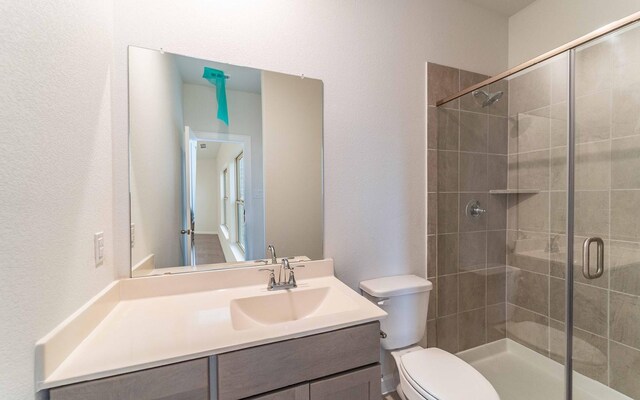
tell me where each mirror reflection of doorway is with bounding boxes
[190,134,251,265]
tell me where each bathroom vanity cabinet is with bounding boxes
[247,365,380,400]
[48,322,381,400]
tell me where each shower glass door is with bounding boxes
[571,20,640,400]
[432,16,640,399]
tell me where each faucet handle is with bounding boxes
[259,268,276,289]
[258,268,275,275]
[286,265,305,287]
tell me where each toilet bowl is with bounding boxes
[359,275,499,400]
[391,346,499,400]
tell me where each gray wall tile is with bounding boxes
[610,341,640,399]
[428,63,459,107]
[459,231,487,271]
[509,64,551,116]
[487,230,507,268]
[487,266,506,304]
[488,116,508,154]
[459,111,488,152]
[438,150,459,192]
[437,234,458,276]
[507,267,549,315]
[459,308,487,351]
[438,274,458,317]
[611,135,640,189]
[487,303,507,342]
[487,195,507,230]
[611,191,640,241]
[506,304,549,356]
[427,235,437,278]
[460,152,488,191]
[575,92,611,144]
[610,291,640,350]
[459,271,486,311]
[437,192,458,234]
[610,240,640,296]
[436,315,459,353]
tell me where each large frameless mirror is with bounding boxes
[128,46,323,277]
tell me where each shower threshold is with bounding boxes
[457,339,632,400]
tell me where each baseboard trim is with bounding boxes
[381,372,398,395]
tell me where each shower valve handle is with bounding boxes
[466,200,487,218]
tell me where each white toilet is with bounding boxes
[360,275,500,400]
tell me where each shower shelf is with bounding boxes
[489,189,540,194]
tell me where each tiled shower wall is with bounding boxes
[425,63,509,353]
[429,26,640,396]
[504,25,640,398]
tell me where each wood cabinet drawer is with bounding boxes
[49,358,209,400]
[309,364,381,400]
[218,322,380,400]
[245,384,309,400]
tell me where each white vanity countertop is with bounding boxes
[35,259,386,390]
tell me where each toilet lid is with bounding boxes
[400,348,500,400]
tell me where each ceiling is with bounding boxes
[196,141,222,159]
[463,0,537,17]
[174,54,262,94]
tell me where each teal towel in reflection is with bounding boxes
[202,67,229,125]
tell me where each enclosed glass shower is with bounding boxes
[428,14,640,400]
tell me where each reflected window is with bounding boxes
[235,152,245,252]
[222,168,229,229]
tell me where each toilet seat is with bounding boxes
[396,348,500,400]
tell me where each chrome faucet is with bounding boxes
[267,244,277,264]
[267,244,282,282]
[259,258,304,291]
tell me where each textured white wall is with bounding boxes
[0,1,115,399]
[509,0,640,66]
[112,0,509,289]
[129,47,184,268]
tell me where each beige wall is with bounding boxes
[129,47,184,268]
[508,0,640,66]
[262,71,323,260]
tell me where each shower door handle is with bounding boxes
[582,237,604,279]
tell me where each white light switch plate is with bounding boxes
[94,232,104,266]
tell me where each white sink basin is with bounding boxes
[230,286,358,330]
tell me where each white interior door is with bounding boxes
[181,126,197,266]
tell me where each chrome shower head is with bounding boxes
[473,90,504,107]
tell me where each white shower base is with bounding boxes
[457,339,632,400]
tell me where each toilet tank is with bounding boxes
[360,275,433,350]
